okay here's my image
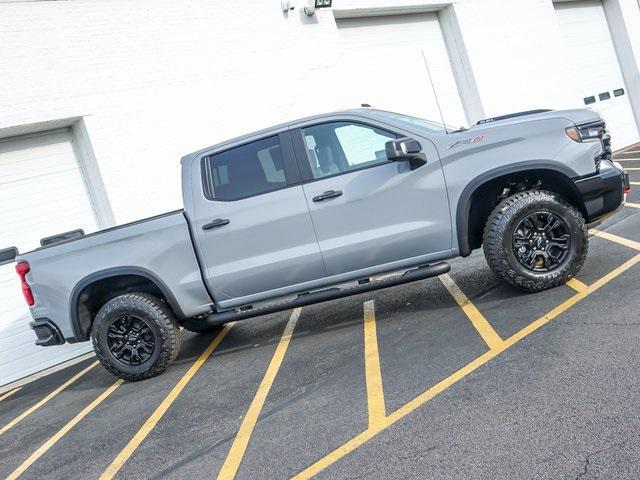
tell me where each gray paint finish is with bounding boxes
[18,107,609,343]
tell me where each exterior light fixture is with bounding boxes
[314,0,332,7]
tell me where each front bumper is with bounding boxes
[30,318,65,347]
[574,160,626,224]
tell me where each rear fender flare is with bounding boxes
[68,266,185,342]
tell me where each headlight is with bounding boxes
[565,123,605,142]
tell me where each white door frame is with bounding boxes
[0,117,115,231]
[332,2,485,125]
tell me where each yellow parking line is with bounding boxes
[363,300,386,428]
[625,202,640,209]
[0,361,99,436]
[0,387,22,403]
[590,229,640,251]
[292,254,640,479]
[217,308,301,480]
[624,167,640,171]
[7,379,124,480]
[100,324,233,480]
[566,278,589,293]
[439,273,504,350]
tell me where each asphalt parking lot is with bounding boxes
[2,146,640,480]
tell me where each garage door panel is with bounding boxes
[337,13,467,129]
[555,0,639,149]
[0,129,98,387]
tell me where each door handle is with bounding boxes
[312,190,343,202]
[202,218,230,230]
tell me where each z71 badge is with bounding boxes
[448,134,486,149]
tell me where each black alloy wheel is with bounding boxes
[483,190,588,293]
[106,315,156,366]
[512,211,571,272]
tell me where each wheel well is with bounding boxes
[73,274,173,341]
[463,169,586,255]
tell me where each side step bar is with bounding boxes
[184,262,450,329]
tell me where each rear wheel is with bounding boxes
[483,190,588,292]
[91,293,182,381]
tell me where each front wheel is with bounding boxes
[91,293,182,381]
[483,190,588,292]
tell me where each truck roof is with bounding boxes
[181,108,396,162]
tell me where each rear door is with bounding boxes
[291,118,452,277]
[190,131,325,309]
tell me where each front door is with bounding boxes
[190,132,325,309]
[293,120,452,277]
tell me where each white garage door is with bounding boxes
[336,13,468,129]
[555,0,639,149]
[0,130,98,386]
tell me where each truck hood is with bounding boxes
[470,108,602,130]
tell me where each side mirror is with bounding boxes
[385,137,427,170]
[0,247,18,266]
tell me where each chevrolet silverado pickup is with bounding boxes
[1,108,629,381]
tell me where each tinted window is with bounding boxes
[203,136,287,200]
[301,122,397,179]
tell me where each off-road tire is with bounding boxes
[483,190,588,292]
[91,293,182,381]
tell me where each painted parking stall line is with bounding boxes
[217,308,301,480]
[0,387,22,403]
[292,247,640,479]
[439,273,504,350]
[0,361,99,436]
[589,229,640,251]
[100,324,233,480]
[363,300,386,428]
[6,379,124,480]
[625,202,640,209]
[566,278,589,293]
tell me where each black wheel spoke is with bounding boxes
[512,211,571,273]
[107,315,156,366]
[526,252,538,269]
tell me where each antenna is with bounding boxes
[421,49,449,134]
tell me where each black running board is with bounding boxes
[184,262,450,329]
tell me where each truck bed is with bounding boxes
[19,210,213,343]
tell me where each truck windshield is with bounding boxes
[369,111,449,133]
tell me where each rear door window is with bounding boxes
[203,136,287,200]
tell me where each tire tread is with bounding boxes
[91,293,181,382]
[482,190,588,292]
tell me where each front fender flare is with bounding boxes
[455,161,579,257]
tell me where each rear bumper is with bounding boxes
[574,161,626,224]
[30,318,65,347]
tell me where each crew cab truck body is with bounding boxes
[6,108,628,381]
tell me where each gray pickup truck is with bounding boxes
[1,108,629,381]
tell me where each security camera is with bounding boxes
[281,0,295,12]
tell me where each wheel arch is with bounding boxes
[456,161,585,257]
[69,267,185,342]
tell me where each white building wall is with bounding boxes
[0,0,346,224]
[451,0,576,117]
[0,0,638,227]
